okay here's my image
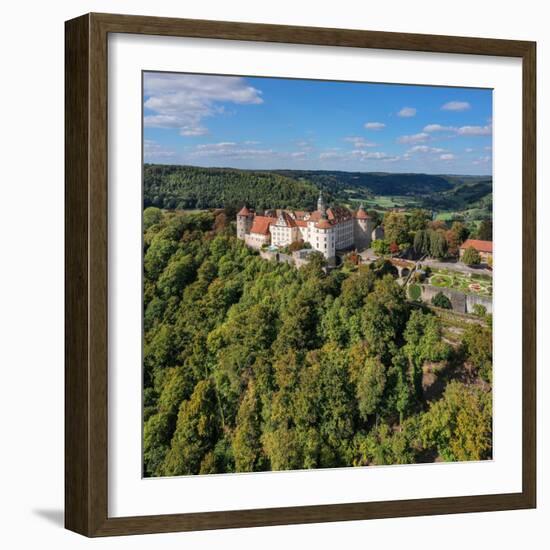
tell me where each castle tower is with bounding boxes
[354,202,373,250]
[317,191,327,218]
[314,218,336,260]
[236,205,253,240]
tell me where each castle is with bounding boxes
[237,192,381,261]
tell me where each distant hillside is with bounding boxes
[144,164,320,211]
[422,180,493,211]
[275,170,455,197]
[144,165,492,218]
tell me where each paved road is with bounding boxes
[422,258,492,276]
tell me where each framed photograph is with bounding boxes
[65,13,536,537]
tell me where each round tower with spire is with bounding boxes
[317,191,327,218]
[236,205,253,240]
[353,202,373,250]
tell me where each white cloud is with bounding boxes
[144,73,263,136]
[190,141,277,160]
[424,123,492,138]
[319,149,399,162]
[319,151,341,160]
[442,101,471,111]
[351,151,388,160]
[423,124,456,133]
[473,156,491,165]
[344,136,377,148]
[143,139,176,160]
[397,107,417,117]
[189,141,312,162]
[457,124,492,136]
[440,153,456,160]
[364,121,386,130]
[196,141,237,151]
[397,132,429,144]
[407,145,446,154]
[465,147,474,153]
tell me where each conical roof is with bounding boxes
[237,205,252,216]
[355,205,369,219]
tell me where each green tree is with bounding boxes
[354,355,386,420]
[157,254,196,298]
[462,323,493,382]
[372,238,390,255]
[408,284,421,301]
[477,219,492,240]
[161,380,221,476]
[362,275,408,363]
[233,382,263,472]
[429,230,448,259]
[143,206,163,229]
[404,310,450,397]
[384,212,410,246]
[462,246,481,266]
[420,382,492,461]
[431,292,452,309]
[407,209,431,232]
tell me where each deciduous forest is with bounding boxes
[143,208,492,476]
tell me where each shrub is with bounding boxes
[408,284,421,301]
[431,291,452,309]
[472,303,487,318]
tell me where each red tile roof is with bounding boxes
[277,211,297,228]
[316,219,332,229]
[250,216,276,235]
[327,206,353,222]
[295,220,308,227]
[238,206,252,216]
[309,210,322,222]
[460,239,493,253]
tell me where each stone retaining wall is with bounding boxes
[420,284,492,314]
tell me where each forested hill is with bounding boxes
[144,164,319,211]
[275,170,457,197]
[142,209,493,476]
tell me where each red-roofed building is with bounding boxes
[459,239,493,263]
[244,215,277,249]
[236,193,376,261]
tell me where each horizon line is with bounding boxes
[143,162,492,178]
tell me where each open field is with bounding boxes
[349,195,421,209]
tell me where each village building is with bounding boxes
[459,238,493,264]
[237,192,380,261]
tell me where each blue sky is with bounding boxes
[143,72,492,175]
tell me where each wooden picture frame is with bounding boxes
[65,12,536,537]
